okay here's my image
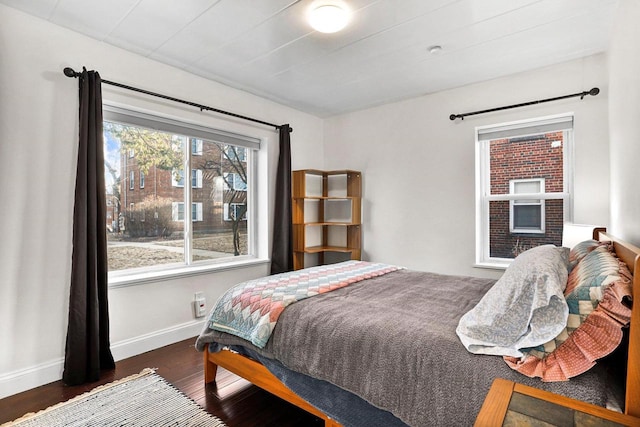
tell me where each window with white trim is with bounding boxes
[172,169,203,188]
[172,202,203,222]
[224,203,247,221]
[510,178,545,233]
[171,169,183,187]
[223,172,247,191]
[103,106,261,278]
[191,138,203,156]
[475,114,573,267]
[224,145,246,162]
[192,169,203,188]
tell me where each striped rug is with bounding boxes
[2,369,227,427]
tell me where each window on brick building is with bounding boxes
[475,114,573,267]
[191,138,203,156]
[172,202,203,222]
[224,202,247,221]
[510,178,544,233]
[224,145,246,162]
[223,172,247,191]
[171,169,203,188]
[103,105,261,283]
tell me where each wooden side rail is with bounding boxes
[204,347,342,427]
[598,231,640,417]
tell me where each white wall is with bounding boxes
[608,0,640,245]
[0,4,323,398]
[323,54,610,279]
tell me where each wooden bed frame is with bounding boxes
[203,231,640,425]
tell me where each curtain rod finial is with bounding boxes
[63,67,79,78]
[589,87,600,96]
[449,114,462,121]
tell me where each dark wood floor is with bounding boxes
[0,338,323,426]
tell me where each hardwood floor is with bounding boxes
[0,338,324,426]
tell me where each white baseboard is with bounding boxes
[0,358,65,400]
[0,320,205,400]
[110,319,205,361]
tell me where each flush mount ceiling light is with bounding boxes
[308,2,351,33]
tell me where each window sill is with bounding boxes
[474,261,509,271]
[108,257,270,288]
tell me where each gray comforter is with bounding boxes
[196,269,609,426]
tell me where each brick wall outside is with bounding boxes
[119,140,247,237]
[489,132,564,258]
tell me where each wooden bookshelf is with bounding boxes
[292,170,362,270]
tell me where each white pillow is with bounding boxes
[456,245,569,357]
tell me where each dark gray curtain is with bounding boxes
[63,68,115,385]
[270,125,293,274]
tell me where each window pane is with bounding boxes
[514,180,540,194]
[191,138,203,156]
[225,145,246,162]
[489,133,563,195]
[104,109,256,276]
[513,205,542,228]
[104,122,185,271]
[482,127,568,262]
[189,139,249,261]
[489,200,563,258]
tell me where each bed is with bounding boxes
[195,231,640,426]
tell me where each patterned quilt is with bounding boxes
[207,260,402,348]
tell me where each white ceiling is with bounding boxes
[2,0,619,117]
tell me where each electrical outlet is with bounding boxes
[194,292,206,318]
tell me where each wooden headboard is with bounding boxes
[597,232,640,417]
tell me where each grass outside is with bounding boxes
[107,231,247,271]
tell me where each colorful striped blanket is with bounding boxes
[207,260,402,348]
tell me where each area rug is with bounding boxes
[2,368,227,427]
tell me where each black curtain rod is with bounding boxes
[63,67,292,133]
[449,87,600,121]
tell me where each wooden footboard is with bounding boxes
[204,347,342,427]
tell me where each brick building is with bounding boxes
[489,132,564,258]
[119,137,247,239]
[106,194,119,232]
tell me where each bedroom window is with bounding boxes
[475,114,573,267]
[103,105,261,284]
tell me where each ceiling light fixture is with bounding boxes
[428,45,443,54]
[308,2,351,33]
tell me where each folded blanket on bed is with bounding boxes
[456,245,570,357]
[207,260,401,347]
